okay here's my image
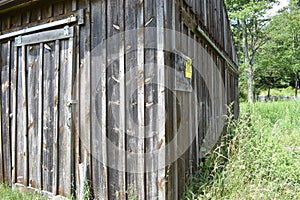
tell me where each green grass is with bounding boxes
[184,100,300,200]
[0,184,46,200]
[259,86,296,97]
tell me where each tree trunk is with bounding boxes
[268,87,271,98]
[246,63,254,103]
[242,19,255,104]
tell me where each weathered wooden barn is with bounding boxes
[0,0,239,199]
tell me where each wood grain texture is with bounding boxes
[52,40,60,195]
[42,41,55,192]
[16,46,27,186]
[106,0,126,199]
[0,0,239,199]
[0,43,4,183]
[1,41,12,184]
[156,0,166,199]
[11,42,18,185]
[27,44,41,189]
[124,0,143,199]
[145,0,159,199]
[90,0,108,198]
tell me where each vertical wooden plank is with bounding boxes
[197,38,204,163]
[7,16,11,30]
[53,2,64,16]
[145,0,158,199]
[74,24,81,200]
[194,35,199,169]
[0,43,4,183]
[11,42,18,185]
[206,48,212,150]
[203,43,209,160]
[58,40,68,196]
[190,31,198,174]
[27,44,41,189]
[72,0,77,11]
[106,0,126,198]
[58,37,74,196]
[172,0,180,198]
[0,106,2,184]
[1,41,12,184]
[188,29,194,177]
[137,0,145,197]
[67,31,75,197]
[37,8,42,21]
[176,17,189,198]
[37,43,43,190]
[77,1,91,199]
[48,4,53,18]
[64,0,72,14]
[124,0,141,198]
[203,0,207,27]
[52,40,60,195]
[16,45,27,186]
[184,23,190,195]
[117,0,126,198]
[157,0,166,199]
[22,45,28,187]
[91,0,108,198]
[42,42,55,193]
[211,52,216,142]
[164,0,172,198]
[220,0,224,50]
[223,6,228,54]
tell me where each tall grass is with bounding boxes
[184,100,300,199]
[0,184,47,200]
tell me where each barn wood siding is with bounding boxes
[0,0,239,199]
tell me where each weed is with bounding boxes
[183,100,300,199]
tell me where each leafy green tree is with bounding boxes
[225,0,277,103]
[255,0,300,97]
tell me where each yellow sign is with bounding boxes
[185,58,192,79]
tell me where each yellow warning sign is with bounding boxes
[185,58,192,79]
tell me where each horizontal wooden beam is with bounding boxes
[0,16,77,41]
[15,26,74,46]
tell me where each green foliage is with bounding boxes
[126,185,138,200]
[183,101,300,199]
[259,86,295,97]
[255,0,300,92]
[225,0,278,102]
[83,180,92,200]
[0,184,47,200]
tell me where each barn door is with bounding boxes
[13,26,75,196]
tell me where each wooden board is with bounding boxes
[90,0,108,198]
[42,41,55,192]
[124,0,145,199]
[144,0,159,199]
[16,45,27,186]
[1,41,12,184]
[57,38,74,196]
[106,0,126,199]
[27,44,41,189]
